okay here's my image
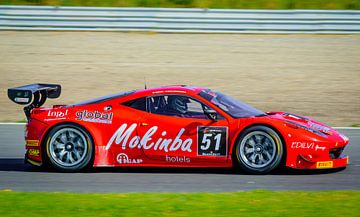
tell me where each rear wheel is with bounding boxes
[234,126,283,174]
[44,124,93,172]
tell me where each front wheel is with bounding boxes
[234,126,284,174]
[44,124,93,172]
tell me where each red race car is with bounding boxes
[8,84,349,174]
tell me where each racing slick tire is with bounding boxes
[234,126,284,174]
[44,124,93,172]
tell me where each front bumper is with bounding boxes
[296,154,349,169]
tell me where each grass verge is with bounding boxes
[0,190,359,217]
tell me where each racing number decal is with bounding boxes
[197,126,227,156]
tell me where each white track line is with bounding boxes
[333,127,360,130]
[0,123,359,129]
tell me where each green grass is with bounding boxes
[351,124,360,127]
[0,190,359,217]
[1,0,360,9]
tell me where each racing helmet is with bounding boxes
[167,95,188,114]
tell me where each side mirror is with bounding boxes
[204,109,218,121]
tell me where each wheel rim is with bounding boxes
[238,131,277,169]
[48,128,88,167]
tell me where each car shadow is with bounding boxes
[0,158,346,175]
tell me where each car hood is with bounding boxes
[264,111,348,142]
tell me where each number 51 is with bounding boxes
[201,133,221,151]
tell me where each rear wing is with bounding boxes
[8,83,61,120]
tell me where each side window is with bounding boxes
[187,98,207,114]
[123,97,146,112]
[148,95,210,119]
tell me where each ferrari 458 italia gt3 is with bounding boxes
[8,84,349,174]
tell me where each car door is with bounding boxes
[101,98,146,166]
[137,94,230,166]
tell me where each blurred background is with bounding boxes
[0,0,359,126]
[0,2,359,216]
[1,0,360,9]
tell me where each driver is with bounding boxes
[165,95,189,116]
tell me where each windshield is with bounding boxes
[199,89,266,118]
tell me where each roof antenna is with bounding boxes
[144,76,147,89]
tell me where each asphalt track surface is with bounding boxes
[0,124,359,192]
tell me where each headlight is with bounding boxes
[340,133,349,143]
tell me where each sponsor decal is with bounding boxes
[152,90,187,94]
[197,126,227,156]
[166,155,190,163]
[116,153,143,164]
[308,122,331,134]
[47,110,68,119]
[28,149,40,157]
[316,161,333,169]
[106,123,192,153]
[26,140,39,147]
[285,120,327,138]
[76,110,113,124]
[14,97,29,103]
[291,142,326,151]
[315,145,326,151]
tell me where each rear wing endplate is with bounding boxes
[8,83,61,120]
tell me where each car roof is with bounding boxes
[70,85,207,106]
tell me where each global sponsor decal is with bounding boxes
[47,110,68,119]
[166,155,190,163]
[76,110,113,124]
[106,123,192,153]
[316,161,333,169]
[116,153,143,164]
[28,149,40,157]
[291,142,326,151]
